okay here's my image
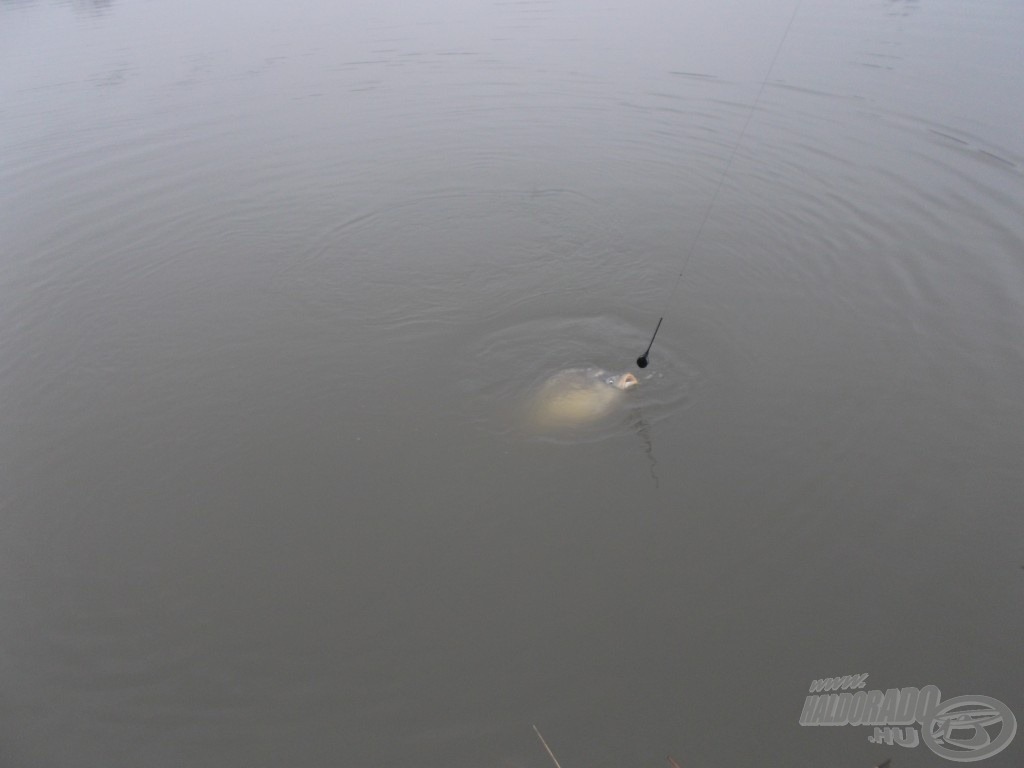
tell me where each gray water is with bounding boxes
[2,1,1023,766]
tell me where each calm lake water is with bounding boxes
[2,1,1023,766]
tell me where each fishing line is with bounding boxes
[636,0,802,368]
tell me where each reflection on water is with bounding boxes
[627,406,660,489]
[2,0,1023,766]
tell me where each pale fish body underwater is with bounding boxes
[528,367,638,429]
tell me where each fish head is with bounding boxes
[614,372,639,391]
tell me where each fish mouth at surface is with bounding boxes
[616,372,639,390]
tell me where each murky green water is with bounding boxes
[2,1,1022,766]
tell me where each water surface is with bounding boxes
[2,1,1023,766]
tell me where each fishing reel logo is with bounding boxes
[799,675,1017,762]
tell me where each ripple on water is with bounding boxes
[460,312,704,443]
